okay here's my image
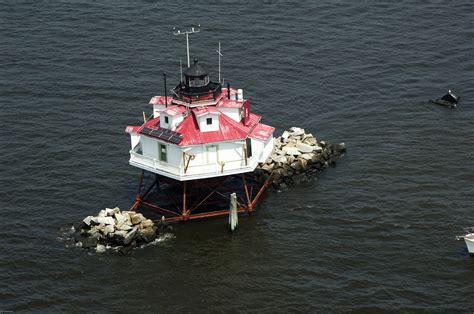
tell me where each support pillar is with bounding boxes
[242,174,253,211]
[132,172,270,222]
[136,170,145,201]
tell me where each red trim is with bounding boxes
[193,106,221,118]
[163,105,187,116]
[249,123,275,141]
[125,125,141,133]
[216,98,244,108]
[149,96,172,105]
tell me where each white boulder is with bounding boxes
[97,216,115,225]
[117,222,133,231]
[105,207,120,216]
[131,213,145,225]
[103,224,115,235]
[299,153,313,160]
[96,244,106,253]
[282,146,301,156]
[114,213,126,225]
[83,216,96,226]
[289,127,305,136]
[296,142,313,153]
[271,154,287,163]
[313,146,322,152]
[141,219,154,229]
[123,227,138,245]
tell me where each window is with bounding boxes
[189,78,203,87]
[246,138,252,158]
[159,143,167,162]
[206,117,212,125]
[164,116,169,124]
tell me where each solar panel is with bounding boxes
[141,127,183,144]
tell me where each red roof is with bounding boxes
[163,105,187,116]
[216,98,244,108]
[125,125,141,134]
[193,106,221,118]
[133,105,263,146]
[149,96,172,105]
[249,123,275,141]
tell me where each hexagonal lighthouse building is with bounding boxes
[126,31,274,221]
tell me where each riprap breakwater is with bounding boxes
[255,127,346,189]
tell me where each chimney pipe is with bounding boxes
[227,82,230,99]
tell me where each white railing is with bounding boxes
[130,151,260,178]
[129,142,268,179]
[184,158,254,176]
[129,150,181,175]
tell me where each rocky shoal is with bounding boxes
[255,127,346,189]
[72,207,171,254]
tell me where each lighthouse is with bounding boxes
[126,28,274,221]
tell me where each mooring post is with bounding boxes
[229,192,238,232]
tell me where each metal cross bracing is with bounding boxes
[129,170,272,222]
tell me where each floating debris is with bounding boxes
[255,127,346,189]
[70,207,172,254]
[430,90,460,108]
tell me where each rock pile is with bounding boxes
[73,207,170,254]
[256,127,346,189]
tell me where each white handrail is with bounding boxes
[130,150,258,177]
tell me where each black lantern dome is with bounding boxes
[184,59,210,88]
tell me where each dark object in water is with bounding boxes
[430,90,460,108]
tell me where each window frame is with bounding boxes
[246,137,252,158]
[158,143,167,162]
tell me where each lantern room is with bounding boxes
[173,59,222,103]
[184,59,210,87]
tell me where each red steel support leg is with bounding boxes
[130,170,145,211]
[154,174,160,190]
[251,172,272,207]
[242,174,253,211]
[133,172,271,222]
[136,170,145,201]
[141,178,158,200]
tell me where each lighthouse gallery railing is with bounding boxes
[129,148,261,177]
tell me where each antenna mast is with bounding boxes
[217,42,223,84]
[173,25,201,68]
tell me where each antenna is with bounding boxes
[173,24,201,68]
[217,42,223,84]
[163,73,168,108]
[179,58,183,82]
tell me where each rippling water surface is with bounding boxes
[1,1,473,311]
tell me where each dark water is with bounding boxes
[1,1,473,311]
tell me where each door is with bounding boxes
[206,145,217,164]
